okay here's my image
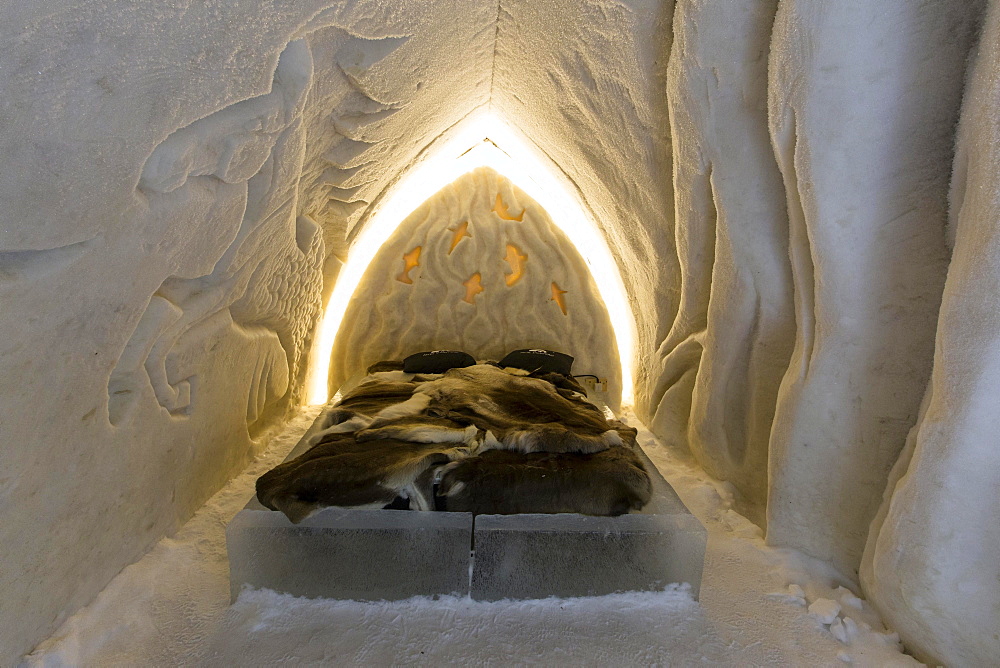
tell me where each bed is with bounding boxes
[230,350,704,602]
[256,350,653,523]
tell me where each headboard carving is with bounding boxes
[330,166,622,406]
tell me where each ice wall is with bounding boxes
[648,0,982,578]
[650,2,995,662]
[861,3,1000,664]
[0,1,495,662]
[490,0,679,412]
[650,0,794,526]
[763,1,983,575]
[331,167,622,403]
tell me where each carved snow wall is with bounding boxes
[0,1,496,662]
[648,3,996,665]
[650,0,984,574]
[108,39,322,434]
[861,2,1000,663]
[331,167,622,405]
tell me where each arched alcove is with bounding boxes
[329,166,622,406]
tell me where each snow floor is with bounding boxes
[24,408,920,666]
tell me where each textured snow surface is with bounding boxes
[0,2,496,660]
[860,3,1000,664]
[649,0,985,577]
[761,0,982,577]
[25,413,916,666]
[331,167,621,402]
[650,0,793,528]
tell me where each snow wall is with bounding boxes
[0,0,997,664]
[330,167,623,405]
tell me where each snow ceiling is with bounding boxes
[1,0,998,665]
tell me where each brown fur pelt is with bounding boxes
[321,378,420,429]
[356,415,480,446]
[256,431,470,523]
[435,445,652,516]
[256,363,653,520]
[408,365,622,454]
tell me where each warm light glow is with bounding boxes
[492,192,525,221]
[306,110,637,405]
[395,246,422,284]
[462,272,485,305]
[503,244,527,286]
[447,221,471,254]
[550,282,569,316]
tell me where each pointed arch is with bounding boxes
[306,112,636,405]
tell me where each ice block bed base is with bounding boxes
[227,412,706,602]
[227,508,474,602]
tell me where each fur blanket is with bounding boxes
[255,432,469,522]
[256,364,651,522]
[436,447,651,516]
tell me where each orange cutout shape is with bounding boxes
[462,273,484,304]
[503,244,528,286]
[550,282,568,315]
[448,221,471,254]
[492,193,524,221]
[396,246,422,284]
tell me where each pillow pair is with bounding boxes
[402,348,574,376]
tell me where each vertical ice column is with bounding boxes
[860,3,1000,664]
[765,1,983,573]
[650,0,793,527]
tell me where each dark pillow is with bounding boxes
[403,350,476,373]
[498,349,574,376]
